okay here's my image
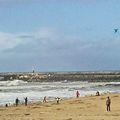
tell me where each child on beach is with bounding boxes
[96,91,100,96]
[76,90,80,98]
[56,97,60,104]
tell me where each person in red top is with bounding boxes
[76,90,80,98]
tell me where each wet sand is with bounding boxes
[0,93,120,120]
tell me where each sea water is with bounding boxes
[0,79,120,105]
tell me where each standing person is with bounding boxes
[106,96,111,111]
[76,90,80,98]
[15,97,19,106]
[5,104,8,107]
[24,97,28,106]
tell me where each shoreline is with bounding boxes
[0,91,119,107]
[0,93,120,120]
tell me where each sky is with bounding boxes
[0,0,120,72]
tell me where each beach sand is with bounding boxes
[0,93,120,120]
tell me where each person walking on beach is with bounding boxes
[15,97,19,106]
[43,96,47,103]
[106,96,111,111]
[76,90,80,98]
[24,97,28,106]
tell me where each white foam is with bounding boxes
[0,81,120,105]
[0,80,27,86]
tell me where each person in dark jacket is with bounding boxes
[15,97,19,106]
[24,97,28,106]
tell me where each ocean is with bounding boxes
[0,80,120,105]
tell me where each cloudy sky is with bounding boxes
[0,0,120,72]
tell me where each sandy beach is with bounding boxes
[0,93,120,120]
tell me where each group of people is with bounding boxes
[5,97,28,107]
[43,96,60,104]
[14,97,28,107]
[5,90,111,112]
[76,90,111,112]
[13,95,61,107]
[95,91,111,111]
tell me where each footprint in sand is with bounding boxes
[66,118,72,120]
[32,106,41,109]
[100,97,105,100]
[56,108,62,110]
[24,113,30,116]
[112,95,119,98]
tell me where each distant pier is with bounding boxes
[1,71,120,82]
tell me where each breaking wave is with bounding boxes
[0,80,120,105]
[0,80,28,86]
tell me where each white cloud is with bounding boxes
[1,28,120,72]
[0,27,120,57]
[33,27,57,40]
[0,28,56,52]
[0,32,22,50]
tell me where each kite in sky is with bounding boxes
[114,29,118,33]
